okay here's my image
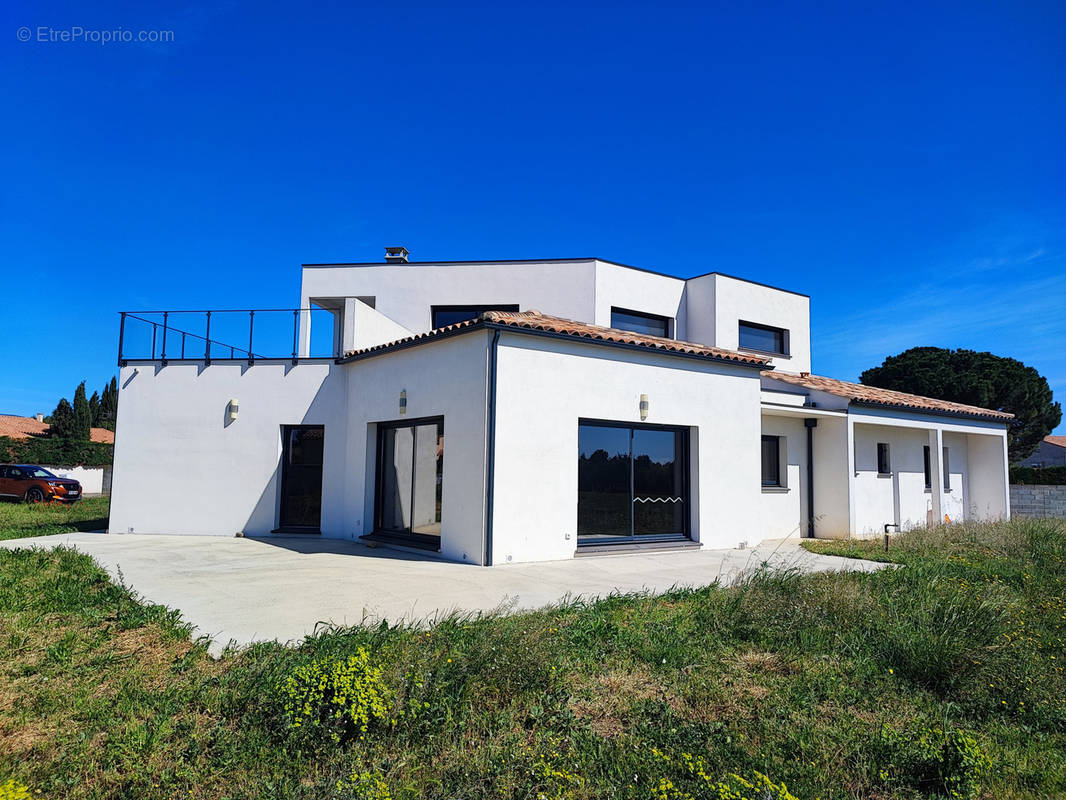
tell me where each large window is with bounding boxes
[610,307,671,338]
[375,417,444,548]
[577,421,688,544]
[738,321,789,356]
[431,305,519,328]
[761,435,782,487]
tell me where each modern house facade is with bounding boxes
[109,253,1012,564]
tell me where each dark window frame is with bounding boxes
[738,320,790,357]
[923,445,932,489]
[877,442,892,476]
[761,435,783,487]
[577,418,691,545]
[943,446,951,491]
[373,415,445,548]
[431,304,519,329]
[610,306,673,339]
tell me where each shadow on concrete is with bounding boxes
[241,534,457,564]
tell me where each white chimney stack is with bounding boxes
[35,413,44,422]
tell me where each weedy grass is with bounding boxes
[0,495,110,541]
[0,517,1063,798]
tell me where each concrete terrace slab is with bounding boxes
[0,533,886,656]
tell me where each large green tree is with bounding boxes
[860,347,1061,462]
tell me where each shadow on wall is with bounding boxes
[240,363,346,537]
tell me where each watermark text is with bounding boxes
[17,26,175,45]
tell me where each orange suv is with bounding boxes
[0,464,82,503]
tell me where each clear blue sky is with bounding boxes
[2,1,1063,432]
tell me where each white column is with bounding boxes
[846,415,856,536]
[928,428,944,525]
[341,298,358,355]
[1001,431,1011,519]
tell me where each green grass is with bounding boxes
[1,518,1064,799]
[0,496,110,540]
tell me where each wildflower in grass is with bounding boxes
[278,647,393,744]
[0,781,33,800]
[335,770,391,800]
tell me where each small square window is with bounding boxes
[877,443,891,476]
[761,435,782,487]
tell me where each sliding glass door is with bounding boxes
[375,418,444,548]
[577,421,688,545]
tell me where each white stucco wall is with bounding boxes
[301,261,599,336]
[110,360,347,537]
[852,423,937,535]
[592,262,686,335]
[758,415,807,539]
[707,274,811,373]
[343,331,491,564]
[491,334,765,563]
[966,432,1010,520]
[942,432,969,523]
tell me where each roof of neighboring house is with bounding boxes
[0,414,115,444]
[342,310,772,367]
[762,372,1014,422]
[1043,435,1066,449]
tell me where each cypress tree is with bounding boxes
[50,398,76,439]
[89,391,101,427]
[73,382,91,441]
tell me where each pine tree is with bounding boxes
[89,391,101,428]
[50,398,76,439]
[73,382,91,441]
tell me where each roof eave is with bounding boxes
[338,320,769,369]
[849,399,1012,424]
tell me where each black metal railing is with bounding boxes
[117,309,339,365]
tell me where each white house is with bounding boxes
[109,251,1012,563]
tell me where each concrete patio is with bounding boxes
[1,533,885,655]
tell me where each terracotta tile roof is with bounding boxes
[0,414,115,444]
[762,372,1014,421]
[1044,435,1066,448]
[344,310,771,367]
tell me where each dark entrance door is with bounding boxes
[278,425,324,531]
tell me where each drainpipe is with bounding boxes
[804,418,817,538]
[484,329,501,566]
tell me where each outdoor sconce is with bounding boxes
[639,393,649,421]
[399,389,407,416]
[228,398,239,421]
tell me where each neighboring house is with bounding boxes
[0,414,115,494]
[109,251,1012,562]
[0,414,115,445]
[1017,436,1066,468]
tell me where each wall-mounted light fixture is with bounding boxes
[639,393,649,421]
[228,398,239,421]
[399,389,407,416]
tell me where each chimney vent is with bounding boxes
[384,246,409,264]
[35,413,44,423]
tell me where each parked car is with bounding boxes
[0,464,82,503]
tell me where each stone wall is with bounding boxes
[1010,484,1066,518]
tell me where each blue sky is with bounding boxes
[2,0,1063,432]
